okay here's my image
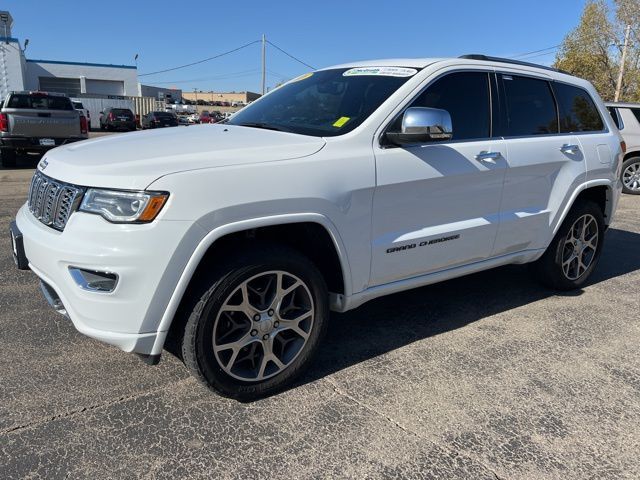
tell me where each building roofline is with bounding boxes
[26,59,137,70]
[0,36,19,43]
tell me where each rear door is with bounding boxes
[491,73,585,256]
[371,70,507,286]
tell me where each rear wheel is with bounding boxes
[181,245,328,400]
[1,149,17,168]
[531,200,605,290]
[621,157,640,195]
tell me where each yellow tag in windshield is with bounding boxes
[333,116,350,128]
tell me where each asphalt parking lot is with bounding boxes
[1,161,639,479]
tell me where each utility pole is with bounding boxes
[615,24,631,102]
[261,34,266,96]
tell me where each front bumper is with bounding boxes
[15,204,195,355]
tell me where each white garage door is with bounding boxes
[85,79,125,96]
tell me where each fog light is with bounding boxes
[69,267,118,292]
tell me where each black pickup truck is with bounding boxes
[0,91,88,167]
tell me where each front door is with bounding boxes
[370,70,507,286]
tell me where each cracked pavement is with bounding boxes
[1,163,639,479]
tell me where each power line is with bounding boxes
[510,45,561,59]
[149,69,261,85]
[139,40,261,77]
[266,40,315,70]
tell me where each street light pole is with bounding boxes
[615,24,631,102]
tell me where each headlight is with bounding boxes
[79,189,168,223]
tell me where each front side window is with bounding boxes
[554,82,604,132]
[227,67,417,137]
[403,71,491,141]
[502,75,558,136]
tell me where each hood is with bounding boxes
[39,124,326,189]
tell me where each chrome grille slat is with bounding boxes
[27,171,83,231]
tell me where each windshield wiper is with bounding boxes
[235,122,288,132]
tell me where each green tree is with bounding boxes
[554,0,640,102]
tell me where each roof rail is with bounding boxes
[458,54,570,75]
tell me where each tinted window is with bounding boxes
[408,72,490,140]
[111,109,133,118]
[7,94,73,111]
[607,107,621,129]
[72,101,84,109]
[554,83,603,132]
[630,108,640,125]
[502,75,557,136]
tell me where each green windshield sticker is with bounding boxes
[333,116,351,128]
[343,66,417,77]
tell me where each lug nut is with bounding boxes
[274,321,279,328]
[262,334,269,340]
[250,329,258,337]
[268,309,274,316]
[253,314,260,321]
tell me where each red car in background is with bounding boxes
[199,111,214,124]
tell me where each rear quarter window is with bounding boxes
[553,82,604,132]
[607,107,621,129]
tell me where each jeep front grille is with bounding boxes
[28,171,83,231]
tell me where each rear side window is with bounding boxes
[630,108,640,125]
[501,75,558,136]
[7,94,73,111]
[554,83,604,132]
[408,71,491,140]
[72,101,84,109]
[607,107,621,129]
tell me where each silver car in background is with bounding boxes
[606,102,640,194]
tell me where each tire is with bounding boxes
[181,244,329,401]
[1,149,17,168]
[621,156,640,195]
[531,200,605,290]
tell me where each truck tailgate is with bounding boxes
[7,110,80,138]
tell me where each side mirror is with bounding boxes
[386,107,453,146]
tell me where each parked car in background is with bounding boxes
[141,111,179,129]
[199,110,214,124]
[99,107,136,132]
[0,91,88,167]
[187,113,200,124]
[606,102,640,194]
[10,56,623,400]
[177,115,190,126]
[72,101,91,130]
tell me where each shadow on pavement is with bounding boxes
[297,227,640,391]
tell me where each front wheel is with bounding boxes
[531,200,605,290]
[621,157,640,195]
[181,245,328,400]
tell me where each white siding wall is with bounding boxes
[0,40,26,98]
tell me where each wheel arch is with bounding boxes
[553,180,614,237]
[152,213,352,356]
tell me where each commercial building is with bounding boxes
[139,84,182,103]
[182,91,261,105]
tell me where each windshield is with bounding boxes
[226,67,418,136]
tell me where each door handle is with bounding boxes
[475,151,501,164]
[560,144,580,154]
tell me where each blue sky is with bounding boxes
[3,0,590,93]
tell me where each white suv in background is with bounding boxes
[11,55,623,400]
[606,102,640,194]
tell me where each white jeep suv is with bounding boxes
[10,55,623,400]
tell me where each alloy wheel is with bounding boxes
[561,214,599,281]
[212,270,314,382]
[623,161,640,192]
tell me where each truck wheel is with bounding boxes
[531,200,605,290]
[1,149,17,168]
[621,157,640,195]
[181,245,328,400]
